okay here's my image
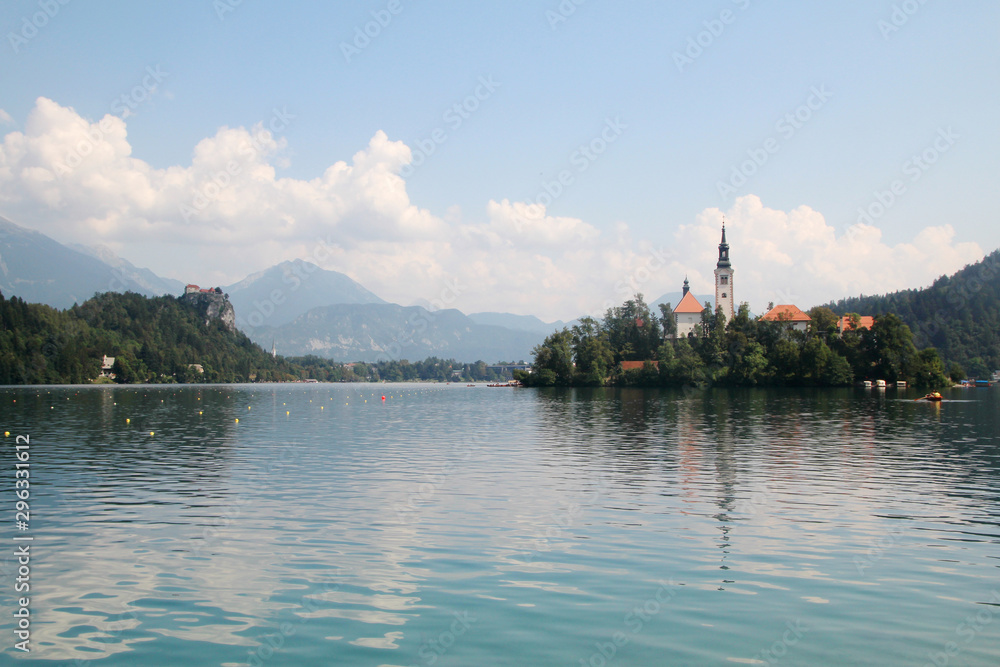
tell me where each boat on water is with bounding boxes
[916,392,943,402]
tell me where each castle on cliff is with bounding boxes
[180,284,236,333]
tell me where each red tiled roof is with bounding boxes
[621,360,658,371]
[838,315,874,332]
[673,291,705,314]
[761,304,811,322]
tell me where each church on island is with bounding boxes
[671,224,811,337]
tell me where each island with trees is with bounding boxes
[517,294,951,389]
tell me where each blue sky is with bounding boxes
[1,0,997,319]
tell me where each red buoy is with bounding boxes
[381,395,386,401]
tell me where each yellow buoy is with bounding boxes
[286,411,290,415]
[235,418,239,423]
[149,431,155,436]
[4,431,8,437]
[126,418,130,423]
[199,411,203,415]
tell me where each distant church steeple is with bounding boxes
[714,220,734,322]
[717,222,731,269]
[682,276,690,296]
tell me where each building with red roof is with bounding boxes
[761,304,812,332]
[672,277,706,338]
[837,315,874,335]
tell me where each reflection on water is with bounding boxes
[1,384,998,665]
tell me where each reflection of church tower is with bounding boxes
[714,223,734,323]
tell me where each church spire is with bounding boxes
[717,221,731,269]
[713,219,734,323]
[682,275,690,296]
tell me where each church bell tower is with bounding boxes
[714,222,734,323]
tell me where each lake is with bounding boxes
[1,383,999,666]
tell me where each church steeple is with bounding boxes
[717,222,731,269]
[713,220,734,323]
[682,276,690,296]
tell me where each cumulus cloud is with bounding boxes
[675,196,983,313]
[0,109,13,126]
[0,98,986,320]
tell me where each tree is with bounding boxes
[530,329,574,386]
[658,302,677,339]
[911,348,949,388]
[822,353,853,386]
[571,317,613,385]
[603,294,661,362]
[666,338,706,386]
[808,306,839,336]
[730,340,768,385]
[864,313,918,382]
[947,362,965,382]
[769,339,800,385]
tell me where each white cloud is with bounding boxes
[677,196,983,313]
[0,109,12,126]
[0,98,986,321]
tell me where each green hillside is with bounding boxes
[0,290,524,385]
[0,291,297,384]
[826,250,1000,377]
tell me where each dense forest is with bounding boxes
[826,249,1000,377]
[518,294,951,388]
[0,291,295,384]
[0,291,520,385]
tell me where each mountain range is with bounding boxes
[0,216,565,362]
[0,216,182,308]
[15,215,989,369]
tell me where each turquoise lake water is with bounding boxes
[1,383,999,666]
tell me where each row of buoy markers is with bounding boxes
[7,387,441,436]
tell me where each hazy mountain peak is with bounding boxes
[0,216,181,306]
[225,260,387,328]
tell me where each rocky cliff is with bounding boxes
[180,291,237,333]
